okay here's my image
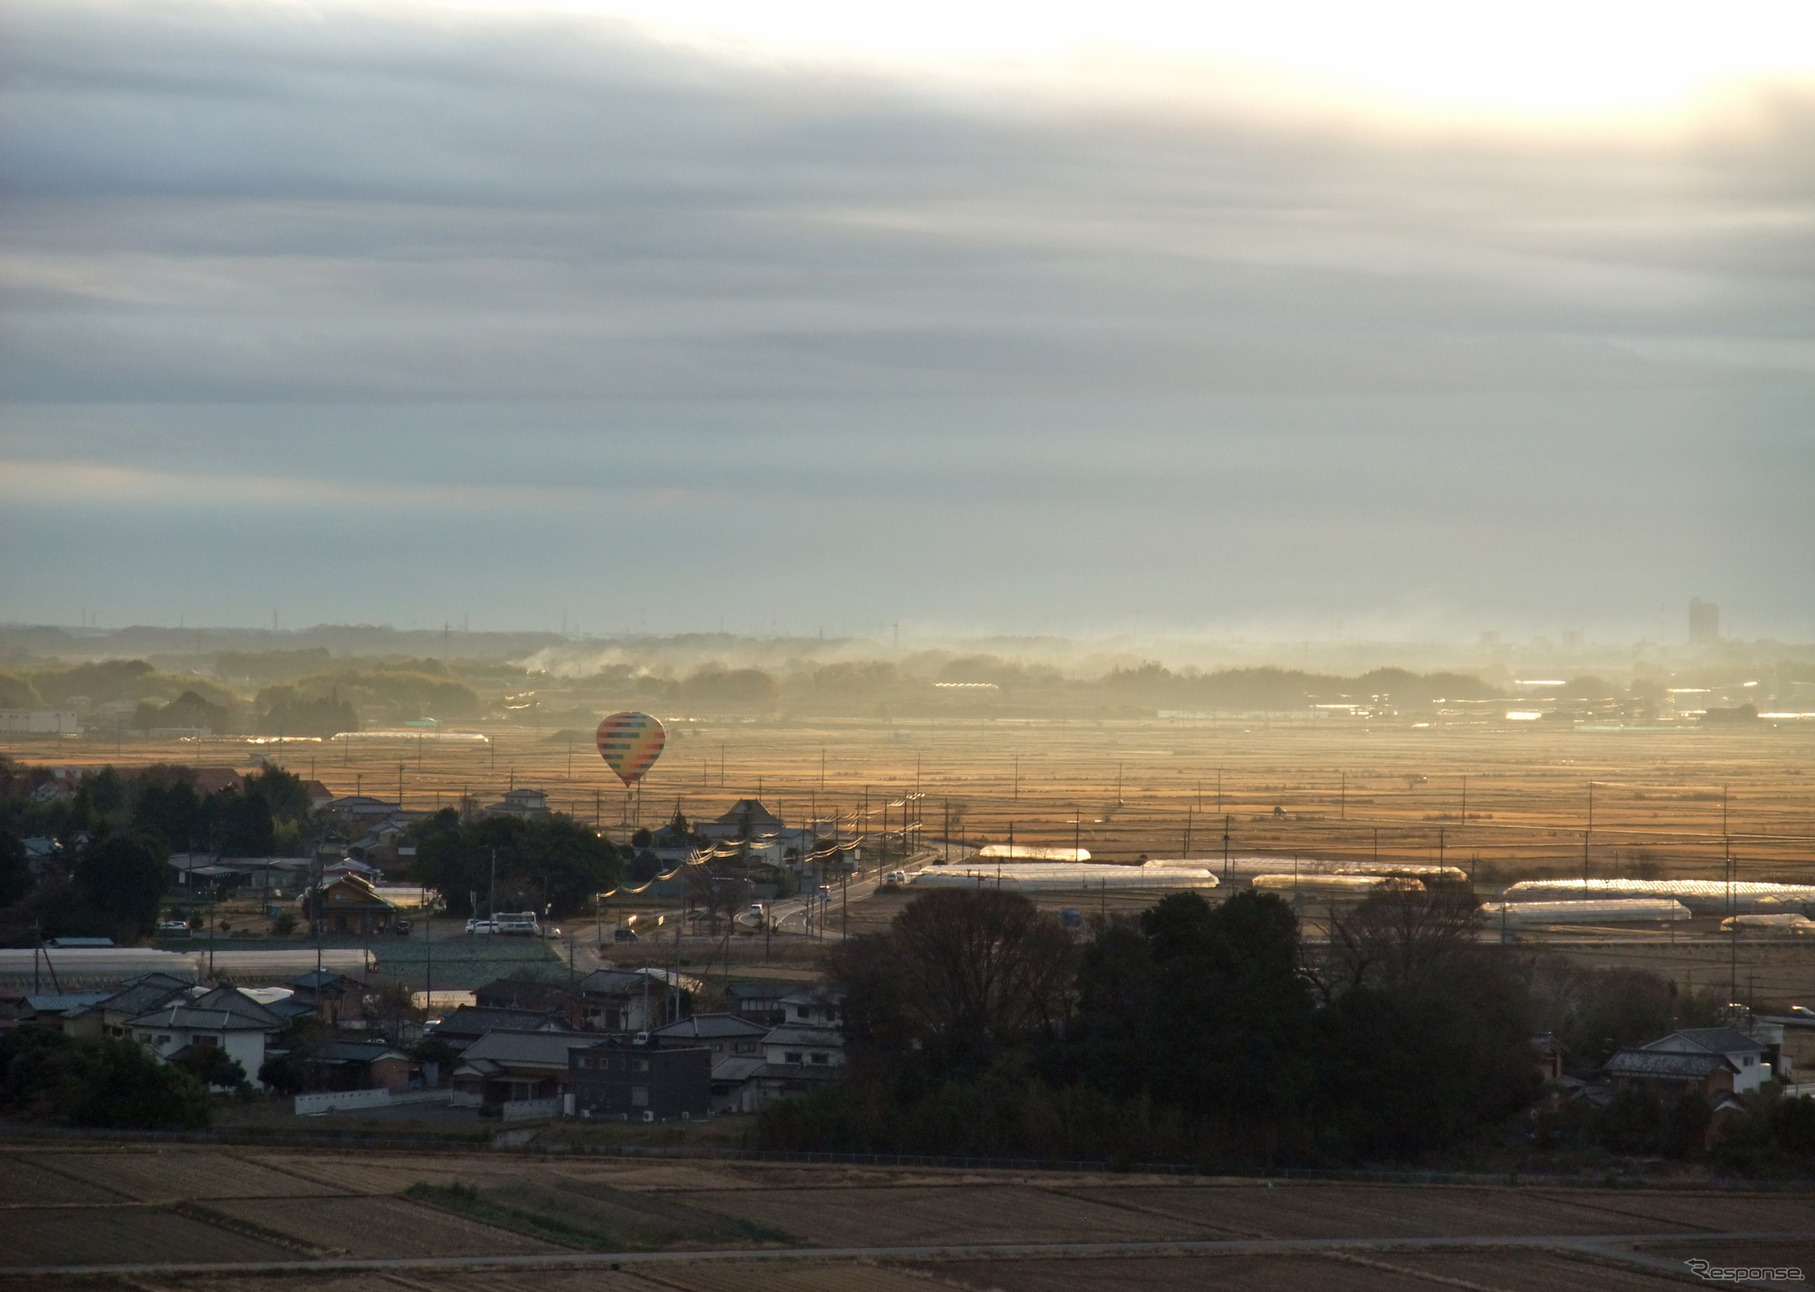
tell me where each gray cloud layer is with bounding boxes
[2,2,1811,638]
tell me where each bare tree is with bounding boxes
[830,888,1076,1073]
[1317,884,1482,1000]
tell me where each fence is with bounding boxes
[501,1097,562,1122]
[294,1089,450,1115]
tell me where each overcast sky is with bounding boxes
[2,1,1811,642]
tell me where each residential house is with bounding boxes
[14,993,112,1033]
[307,1040,414,1093]
[724,981,788,1027]
[128,986,285,1088]
[473,975,572,1015]
[753,1023,845,1102]
[1639,1028,1771,1095]
[487,788,550,820]
[347,821,416,877]
[323,795,404,830]
[648,1015,775,1114]
[1605,1048,1738,1101]
[1756,1012,1815,1083]
[449,1028,581,1105]
[779,987,842,1028]
[63,973,193,1041]
[696,799,786,842]
[648,1012,769,1062]
[304,873,400,935]
[569,1039,710,1121]
[431,1005,567,1050]
[287,970,366,1026]
[576,968,698,1032]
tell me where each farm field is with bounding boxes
[28,717,1815,882]
[0,1141,1810,1291]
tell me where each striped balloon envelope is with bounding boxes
[595,712,666,787]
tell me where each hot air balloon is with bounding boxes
[596,712,665,788]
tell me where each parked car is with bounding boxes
[392,917,413,936]
[748,902,766,919]
[613,926,640,942]
[157,919,190,935]
[465,917,496,935]
[884,871,908,886]
[541,924,562,939]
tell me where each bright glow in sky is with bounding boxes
[487,0,1815,119]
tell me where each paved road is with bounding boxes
[767,848,938,939]
[11,1230,1810,1284]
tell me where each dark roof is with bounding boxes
[1607,1049,1735,1079]
[710,1055,767,1082]
[457,1028,584,1069]
[1642,1028,1764,1057]
[762,1024,844,1048]
[289,970,358,993]
[724,981,788,1003]
[188,987,286,1028]
[711,799,785,830]
[97,974,193,1017]
[651,1013,769,1041]
[126,1002,280,1033]
[473,976,569,1009]
[24,993,111,1014]
[318,1041,409,1064]
[432,1005,563,1040]
[579,968,664,996]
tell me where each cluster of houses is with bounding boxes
[0,967,394,1089]
[1543,1011,1815,1143]
[434,973,845,1120]
[1,960,846,1122]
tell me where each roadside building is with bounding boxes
[304,873,401,935]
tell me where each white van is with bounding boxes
[493,911,540,936]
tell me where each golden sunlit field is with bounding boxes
[26,715,1814,880]
[15,715,1815,1002]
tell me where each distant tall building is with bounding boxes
[1689,598,1719,644]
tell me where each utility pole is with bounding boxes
[1183,805,1192,859]
[489,848,497,920]
[1340,770,1345,821]
[1222,815,1231,883]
